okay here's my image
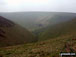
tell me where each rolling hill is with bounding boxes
[38,18,76,41]
[0,16,37,47]
[0,12,76,31]
[0,12,76,57]
[0,18,76,57]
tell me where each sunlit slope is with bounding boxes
[0,16,37,47]
[39,18,76,41]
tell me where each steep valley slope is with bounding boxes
[0,16,37,47]
[38,18,76,41]
[0,17,76,57]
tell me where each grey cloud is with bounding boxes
[0,0,76,13]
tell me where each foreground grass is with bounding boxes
[0,35,76,57]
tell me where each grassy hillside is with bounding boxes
[0,34,76,57]
[0,16,37,47]
[0,17,76,57]
[38,18,76,41]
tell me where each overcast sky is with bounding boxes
[0,0,76,13]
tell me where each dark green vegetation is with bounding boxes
[0,16,37,47]
[0,12,76,57]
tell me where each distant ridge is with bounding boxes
[1,12,76,31]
